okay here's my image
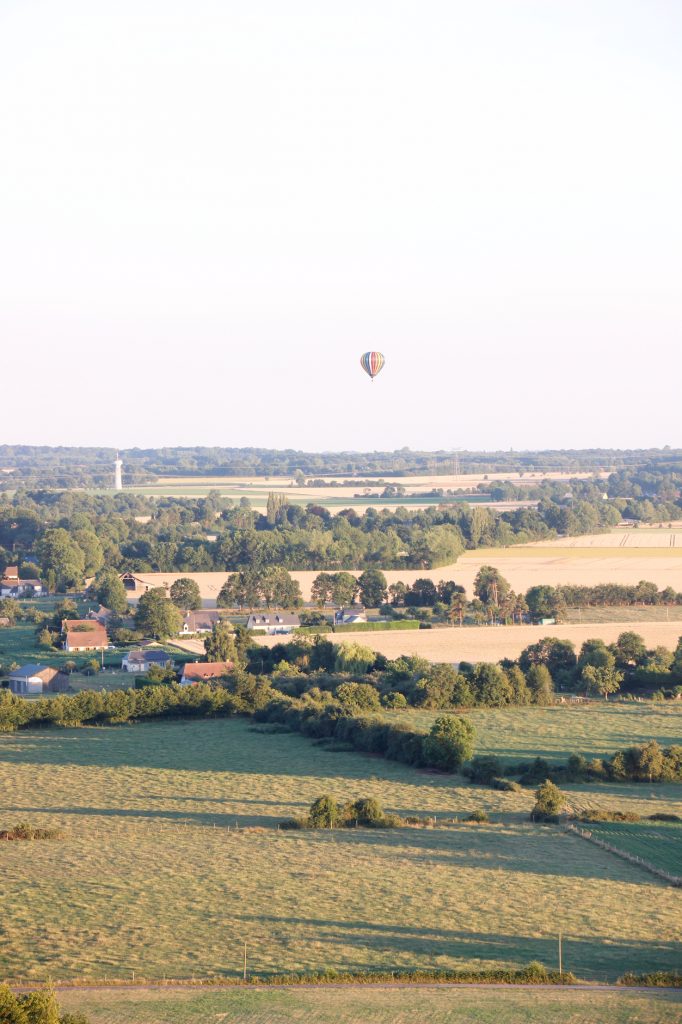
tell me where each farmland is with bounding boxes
[97,470,597,512]
[385,703,682,769]
[54,985,682,1024]
[577,820,682,876]
[0,716,681,984]
[256,618,682,665]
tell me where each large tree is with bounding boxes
[170,577,202,610]
[473,566,511,607]
[526,664,555,705]
[331,572,359,607]
[37,528,86,591]
[581,664,623,700]
[357,568,387,608]
[93,567,129,615]
[134,588,182,639]
[204,622,240,666]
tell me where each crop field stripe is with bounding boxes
[567,823,682,885]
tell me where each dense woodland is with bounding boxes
[0,457,681,585]
[1,445,681,488]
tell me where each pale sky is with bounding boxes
[1,1,680,452]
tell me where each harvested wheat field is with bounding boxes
[124,552,682,610]
[255,620,682,664]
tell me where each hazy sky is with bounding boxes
[1,1,680,452]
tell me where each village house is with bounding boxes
[62,618,109,652]
[334,606,367,625]
[179,609,225,635]
[180,662,232,685]
[122,650,175,673]
[246,612,300,635]
[8,664,69,695]
[0,567,43,598]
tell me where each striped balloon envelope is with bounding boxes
[360,351,385,380]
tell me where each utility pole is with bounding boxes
[243,941,247,982]
[558,930,563,976]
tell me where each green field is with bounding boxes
[0,716,681,983]
[387,703,682,766]
[565,606,682,625]
[91,484,491,507]
[581,821,682,876]
[54,985,682,1024]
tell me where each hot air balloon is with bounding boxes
[360,351,385,380]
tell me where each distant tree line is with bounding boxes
[3,445,676,489]
[0,455,680,588]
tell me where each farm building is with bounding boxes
[180,610,225,635]
[246,612,300,635]
[8,664,69,695]
[180,662,232,685]
[115,571,233,606]
[122,650,175,673]
[0,566,43,598]
[119,571,155,595]
[62,619,109,652]
[335,606,367,625]
[86,605,120,626]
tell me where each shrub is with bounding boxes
[618,971,682,988]
[466,755,503,785]
[0,822,65,840]
[491,777,522,792]
[381,691,408,709]
[465,809,490,823]
[345,797,385,825]
[288,795,400,830]
[577,809,641,823]
[518,757,552,786]
[530,780,565,822]
[307,795,341,829]
[422,715,475,772]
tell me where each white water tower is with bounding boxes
[114,452,123,491]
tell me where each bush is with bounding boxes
[465,809,490,823]
[308,795,341,829]
[0,822,64,840]
[466,755,503,785]
[346,797,384,824]
[381,691,408,709]
[0,984,86,1023]
[422,715,475,772]
[618,971,682,987]
[288,795,400,830]
[577,809,641,823]
[530,780,565,822]
[491,777,522,792]
[518,757,553,786]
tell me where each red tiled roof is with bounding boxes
[181,661,232,681]
[65,628,108,648]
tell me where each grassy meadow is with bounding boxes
[54,985,682,1024]
[387,703,682,765]
[578,821,682,875]
[0,715,681,983]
